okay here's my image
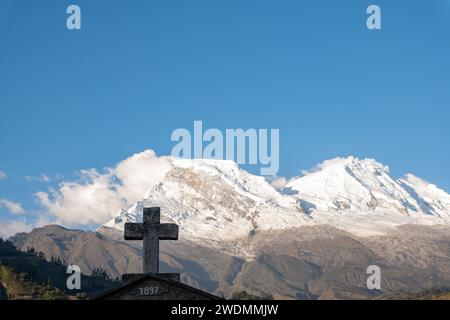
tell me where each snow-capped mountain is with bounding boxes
[104,159,312,251]
[285,157,450,217]
[104,157,450,249]
[16,156,450,298]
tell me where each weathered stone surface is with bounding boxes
[109,207,220,300]
[97,274,222,300]
[124,207,178,274]
[123,223,144,240]
[122,273,180,284]
[143,207,160,223]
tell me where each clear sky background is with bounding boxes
[1,0,449,234]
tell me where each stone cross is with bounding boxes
[124,207,178,274]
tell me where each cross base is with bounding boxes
[122,273,181,284]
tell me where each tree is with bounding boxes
[92,268,111,281]
[37,252,46,260]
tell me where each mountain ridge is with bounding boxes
[9,223,450,299]
[7,156,450,299]
[103,156,450,250]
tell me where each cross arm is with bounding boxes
[158,223,179,240]
[124,223,144,240]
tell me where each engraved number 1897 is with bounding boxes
[139,286,159,296]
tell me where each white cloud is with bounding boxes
[0,199,25,214]
[267,176,288,189]
[25,174,51,183]
[0,214,59,238]
[0,219,33,238]
[35,150,172,226]
[301,157,351,175]
[0,170,6,180]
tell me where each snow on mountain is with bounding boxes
[104,159,311,251]
[399,174,450,217]
[285,157,433,214]
[285,157,450,218]
[104,156,450,249]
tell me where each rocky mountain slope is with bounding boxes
[104,159,312,254]
[104,157,450,253]
[10,224,450,299]
[0,238,117,299]
[7,156,450,299]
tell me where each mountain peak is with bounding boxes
[285,156,450,218]
[105,157,309,246]
[301,156,390,176]
[104,157,450,246]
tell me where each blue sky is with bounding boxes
[0,1,449,234]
